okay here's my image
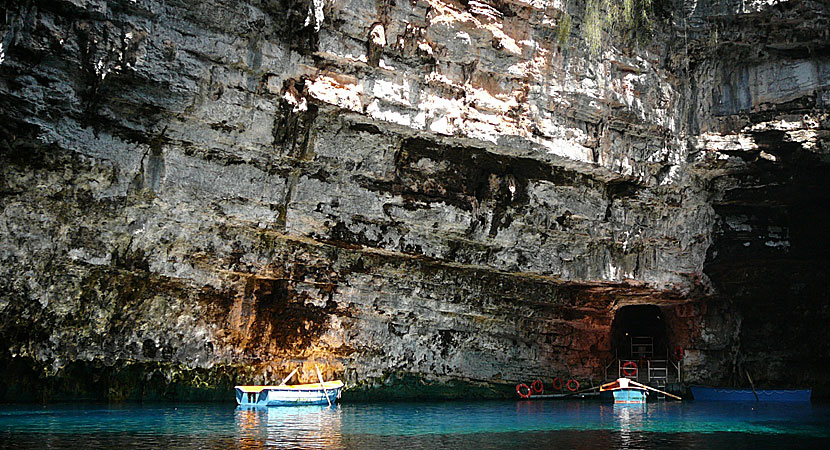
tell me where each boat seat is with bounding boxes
[235,386,268,393]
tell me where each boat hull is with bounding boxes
[236,382,343,406]
[691,386,811,402]
[612,388,648,404]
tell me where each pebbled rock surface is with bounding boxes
[0,0,827,400]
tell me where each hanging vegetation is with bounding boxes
[582,0,664,55]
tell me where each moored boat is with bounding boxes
[600,378,649,404]
[690,386,811,402]
[236,365,344,406]
[236,381,344,406]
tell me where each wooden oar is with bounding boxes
[745,370,760,402]
[629,380,682,400]
[315,364,332,407]
[278,368,299,386]
[565,385,602,396]
[576,385,602,394]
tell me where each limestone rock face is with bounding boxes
[0,0,827,399]
[681,0,830,389]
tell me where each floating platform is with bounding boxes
[690,386,811,402]
[520,392,601,400]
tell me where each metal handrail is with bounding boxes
[665,344,682,383]
[606,356,682,384]
[668,359,681,383]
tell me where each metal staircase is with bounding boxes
[631,336,653,359]
[603,336,682,400]
[648,360,668,399]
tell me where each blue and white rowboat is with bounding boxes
[600,378,649,404]
[235,381,344,406]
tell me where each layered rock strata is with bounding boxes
[0,0,827,400]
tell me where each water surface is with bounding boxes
[2,400,828,448]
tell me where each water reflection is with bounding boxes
[234,405,343,449]
[1,401,828,449]
[614,403,647,449]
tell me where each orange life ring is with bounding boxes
[552,377,562,390]
[622,361,638,377]
[567,379,580,392]
[674,346,684,361]
[531,379,544,394]
[516,383,531,398]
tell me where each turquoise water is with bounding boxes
[2,400,829,448]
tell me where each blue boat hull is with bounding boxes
[691,386,811,402]
[612,388,648,404]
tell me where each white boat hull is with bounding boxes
[236,381,344,406]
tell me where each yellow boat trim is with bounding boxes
[235,380,344,393]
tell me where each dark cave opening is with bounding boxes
[611,305,669,360]
[702,133,830,388]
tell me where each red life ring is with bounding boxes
[674,346,684,361]
[567,379,580,392]
[622,361,638,377]
[531,379,544,394]
[552,377,562,390]
[516,383,531,398]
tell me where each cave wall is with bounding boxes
[685,0,830,390]
[0,0,828,400]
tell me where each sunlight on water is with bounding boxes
[236,405,344,448]
[2,400,829,448]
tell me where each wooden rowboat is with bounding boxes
[600,378,681,404]
[235,381,344,406]
[600,378,648,404]
[236,365,343,407]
